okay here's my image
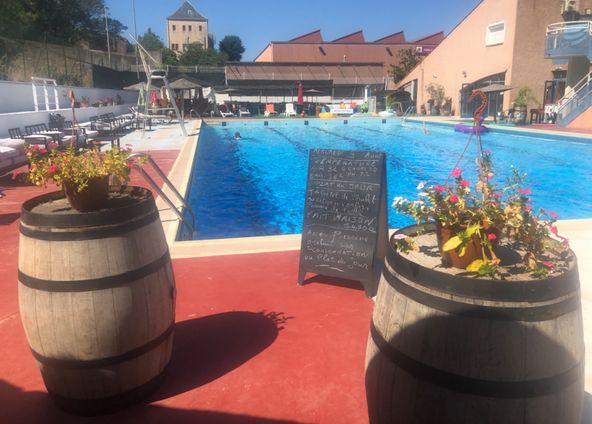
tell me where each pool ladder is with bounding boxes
[401,106,415,122]
[128,153,196,238]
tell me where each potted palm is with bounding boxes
[512,86,537,125]
[426,83,446,116]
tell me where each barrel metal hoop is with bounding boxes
[370,322,583,399]
[382,264,581,321]
[47,366,167,415]
[31,323,174,370]
[19,209,159,241]
[20,187,155,228]
[18,251,171,292]
[387,224,580,303]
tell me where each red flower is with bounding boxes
[48,164,57,174]
[541,261,555,269]
[493,193,502,199]
[40,149,47,154]
[33,145,40,150]
[483,149,492,154]
[450,168,463,178]
[449,194,459,203]
[487,233,497,240]
[435,185,445,193]
[548,223,558,236]
[459,180,470,187]
[518,188,532,195]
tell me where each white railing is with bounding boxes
[546,20,592,36]
[556,70,592,125]
[557,70,592,114]
[545,20,592,57]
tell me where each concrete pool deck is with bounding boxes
[0,119,590,422]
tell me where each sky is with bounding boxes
[105,0,482,61]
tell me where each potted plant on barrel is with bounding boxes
[392,149,568,276]
[512,86,537,125]
[26,144,135,211]
[365,96,584,424]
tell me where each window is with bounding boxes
[188,25,192,31]
[172,43,179,51]
[199,25,202,31]
[182,25,186,31]
[172,25,176,31]
[485,21,505,46]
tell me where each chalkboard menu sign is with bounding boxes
[298,149,388,297]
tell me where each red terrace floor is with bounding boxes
[0,150,374,423]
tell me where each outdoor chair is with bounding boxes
[218,104,235,118]
[21,125,55,147]
[239,105,251,117]
[284,103,297,117]
[264,103,278,117]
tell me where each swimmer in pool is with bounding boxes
[234,132,241,140]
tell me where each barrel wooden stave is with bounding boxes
[18,189,175,413]
[365,228,584,424]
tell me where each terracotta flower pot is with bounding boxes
[62,175,110,211]
[435,223,500,269]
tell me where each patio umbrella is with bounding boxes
[219,87,240,102]
[123,82,146,91]
[476,84,513,93]
[168,77,203,90]
[297,82,304,116]
[305,88,323,102]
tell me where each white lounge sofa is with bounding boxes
[0,138,27,176]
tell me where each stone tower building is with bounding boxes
[167,1,208,53]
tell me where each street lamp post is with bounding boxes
[104,6,111,66]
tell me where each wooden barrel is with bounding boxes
[18,187,176,415]
[365,223,584,424]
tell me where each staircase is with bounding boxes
[556,70,592,127]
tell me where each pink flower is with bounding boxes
[40,149,47,154]
[48,164,57,174]
[485,172,494,180]
[450,168,463,178]
[33,145,40,150]
[541,261,555,269]
[449,194,459,204]
[547,211,559,218]
[483,150,492,154]
[524,204,532,212]
[459,180,470,187]
[518,188,532,195]
[394,233,407,240]
[487,233,497,240]
[548,224,558,236]
[434,185,445,193]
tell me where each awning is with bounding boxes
[476,84,513,93]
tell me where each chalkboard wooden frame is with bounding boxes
[297,149,388,297]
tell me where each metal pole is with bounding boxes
[104,6,111,67]
[132,0,140,80]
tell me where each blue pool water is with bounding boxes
[184,120,592,240]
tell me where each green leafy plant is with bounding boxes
[26,144,135,193]
[393,150,568,276]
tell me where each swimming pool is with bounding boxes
[183,119,592,240]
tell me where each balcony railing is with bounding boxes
[545,21,592,60]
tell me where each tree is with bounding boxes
[137,28,164,51]
[178,43,227,66]
[207,33,215,50]
[389,48,423,84]
[161,48,179,66]
[218,35,245,61]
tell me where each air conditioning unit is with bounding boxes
[562,0,580,13]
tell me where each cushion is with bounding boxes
[0,138,25,152]
[0,146,21,160]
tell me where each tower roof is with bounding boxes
[167,1,207,21]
